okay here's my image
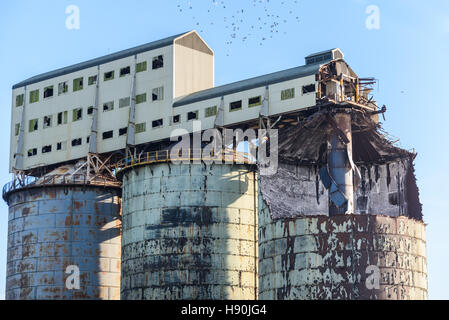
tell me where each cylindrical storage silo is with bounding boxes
[120,162,258,300]
[3,167,122,300]
[258,206,428,300]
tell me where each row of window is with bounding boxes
[15,55,164,106]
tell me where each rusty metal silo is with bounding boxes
[3,163,122,300]
[118,152,258,300]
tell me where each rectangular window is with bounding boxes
[152,87,164,101]
[120,66,130,77]
[102,130,113,140]
[57,111,68,125]
[27,148,37,157]
[42,145,52,154]
[104,71,114,81]
[152,55,164,69]
[87,106,94,115]
[119,97,130,108]
[119,127,128,136]
[187,111,199,121]
[16,94,24,107]
[29,90,39,103]
[136,61,147,73]
[230,100,242,112]
[58,81,68,95]
[43,115,52,129]
[57,141,67,151]
[73,108,83,121]
[15,123,20,136]
[73,77,84,92]
[43,86,54,98]
[152,119,163,128]
[103,101,114,112]
[205,106,217,117]
[71,138,82,147]
[281,88,295,100]
[248,96,262,108]
[302,84,316,94]
[29,119,38,132]
[136,93,147,104]
[88,75,97,86]
[172,115,180,124]
[136,122,146,133]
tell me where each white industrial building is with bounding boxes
[10,30,365,174]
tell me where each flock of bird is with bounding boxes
[176,0,301,56]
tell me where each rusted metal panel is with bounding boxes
[121,163,258,300]
[5,185,121,300]
[258,203,427,300]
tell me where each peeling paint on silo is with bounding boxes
[258,203,428,300]
[120,163,258,300]
[5,185,122,300]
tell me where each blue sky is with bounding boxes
[0,0,448,299]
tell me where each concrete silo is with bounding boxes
[3,164,122,300]
[118,157,258,300]
[257,110,427,300]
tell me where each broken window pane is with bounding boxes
[104,71,114,81]
[71,138,82,147]
[88,75,97,86]
[103,101,114,112]
[120,66,131,77]
[73,108,83,121]
[15,123,20,136]
[102,130,113,140]
[87,106,94,115]
[119,127,128,136]
[136,61,147,73]
[230,100,242,112]
[57,141,67,151]
[43,115,52,128]
[248,96,262,108]
[152,55,164,69]
[152,87,164,101]
[205,106,217,117]
[73,77,83,92]
[152,119,163,128]
[57,111,68,125]
[29,90,39,103]
[58,81,68,95]
[119,97,130,108]
[136,93,147,104]
[281,88,295,100]
[44,86,54,98]
[302,84,316,94]
[42,145,52,153]
[136,122,146,133]
[29,119,38,132]
[27,148,37,157]
[187,111,198,121]
[16,94,24,107]
[172,115,180,124]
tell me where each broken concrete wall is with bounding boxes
[120,163,257,300]
[258,201,428,300]
[260,159,419,219]
[5,185,122,300]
